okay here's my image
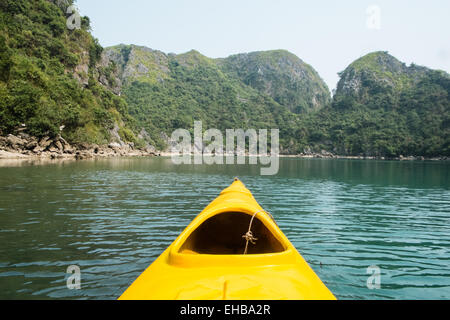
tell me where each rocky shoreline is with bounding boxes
[1,134,448,162]
[282,150,449,161]
[0,133,160,160]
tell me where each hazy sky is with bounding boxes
[77,0,450,90]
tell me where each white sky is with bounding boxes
[77,0,450,90]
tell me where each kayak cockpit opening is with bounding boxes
[179,212,286,255]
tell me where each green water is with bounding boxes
[0,157,449,300]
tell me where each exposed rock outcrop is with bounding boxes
[334,51,440,98]
[216,50,331,113]
[103,44,170,88]
[0,133,159,160]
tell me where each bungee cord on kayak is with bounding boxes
[242,209,278,254]
[243,210,263,254]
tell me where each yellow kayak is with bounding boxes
[119,178,336,300]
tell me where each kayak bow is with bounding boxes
[119,178,336,300]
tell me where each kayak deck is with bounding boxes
[120,248,334,300]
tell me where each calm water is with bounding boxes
[0,157,449,300]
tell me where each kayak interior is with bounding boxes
[179,211,286,255]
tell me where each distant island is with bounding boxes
[0,0,449,160]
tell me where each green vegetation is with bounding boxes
[314,52,450,157]
[107,46,328,151]
[0,0,136,145]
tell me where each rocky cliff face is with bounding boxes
[335,51,436,100]
[103,44,170,87]
[217,50,331,113]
